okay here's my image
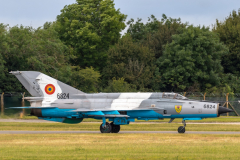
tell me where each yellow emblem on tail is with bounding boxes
[175,105,182,113]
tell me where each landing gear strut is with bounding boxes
[178,120,186,133]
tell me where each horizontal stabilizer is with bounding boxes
[24,97,44,100]
[8,107,57,109]
[7,106,31,109]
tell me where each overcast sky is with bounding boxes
[0,0,240,30]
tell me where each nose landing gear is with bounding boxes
[178,120,186,133]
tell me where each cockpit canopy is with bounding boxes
[162,93,188,100]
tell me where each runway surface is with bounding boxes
[1,131,240,134]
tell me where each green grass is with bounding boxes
[0,133,239,159]
[1,122,240,132]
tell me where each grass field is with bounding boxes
[1,121,240,159]
[1,122,240,132]
[0,133,239,159]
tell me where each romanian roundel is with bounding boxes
[45,84,56,95]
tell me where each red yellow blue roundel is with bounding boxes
[45,84,55,95]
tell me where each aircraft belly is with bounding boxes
[127,110,217,118]
[41,108,81,118]
[127,110,161,118]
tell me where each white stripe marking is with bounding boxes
[111,93,152,109]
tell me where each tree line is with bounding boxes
[0,0,240,94]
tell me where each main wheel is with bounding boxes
[178,126,185,133]
[100,122,112,133]
[110,122,120,133]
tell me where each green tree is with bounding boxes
[103,77,136,92]
[69,67,101,93]
[103,35,155,91]
[126,15,159,42]
[203,72,240,94]
[1,25,70,92]
[126,14,187,91]
[127,14,186,59]
[0,24,7,92]
[216,73,240,93]
[55,0,127,70]
[213,9,240,76]
[156,26,228,91]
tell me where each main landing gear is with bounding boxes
[100,122,121,133]
[178,120,186,133]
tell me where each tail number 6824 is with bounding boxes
[57,93,69,99]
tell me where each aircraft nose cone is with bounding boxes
[218,106,233,115]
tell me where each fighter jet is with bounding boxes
[9,71,233,133]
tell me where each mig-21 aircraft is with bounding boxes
[9,71,233,133]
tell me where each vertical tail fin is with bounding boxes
[10,71,85,98]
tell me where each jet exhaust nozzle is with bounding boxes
[218,106,233,115]
[30,108,42,117]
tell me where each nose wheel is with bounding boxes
[178,120,186,133]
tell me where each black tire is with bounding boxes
[178,126,185,133]
[110,122,120,133]
[100,122,112,133]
